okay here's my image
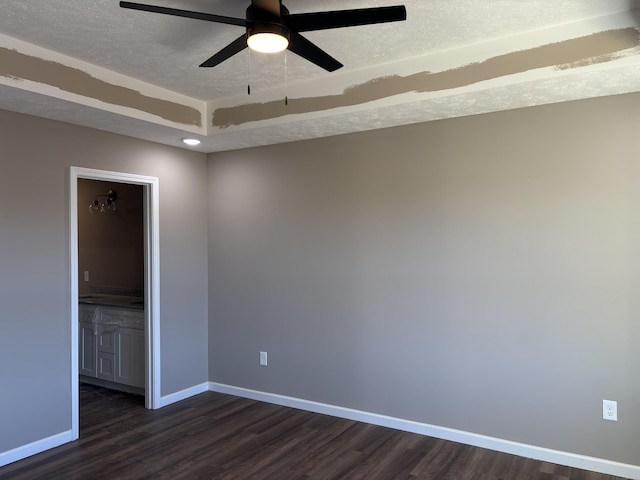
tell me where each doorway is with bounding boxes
[69,167,160,440]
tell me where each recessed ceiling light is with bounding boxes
[182,138,201,146]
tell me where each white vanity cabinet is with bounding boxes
[79,305,144,390]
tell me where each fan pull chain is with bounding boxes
[284,50,288,106]
[247,48,251,96]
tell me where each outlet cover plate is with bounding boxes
[260,351,268,366]
[603,399,617,421]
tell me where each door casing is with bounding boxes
[69,166,160,439]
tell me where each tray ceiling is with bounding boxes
[1,0,639,152]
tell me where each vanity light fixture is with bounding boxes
[89,190,117,214]
[182,138,201,146]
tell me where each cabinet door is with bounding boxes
[79,322,96,377]
[97,352,117,382]
[116,328,145,388]
[97,330,116,354]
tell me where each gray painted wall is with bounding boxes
[0,110,208,454]
[208,93,640,465]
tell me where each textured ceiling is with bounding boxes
[1,1,640,152]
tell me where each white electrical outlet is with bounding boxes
[603,399,617,421]
[259,351,268,366]
[83,271,90,282]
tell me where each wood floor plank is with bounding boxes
[0,384,630,480]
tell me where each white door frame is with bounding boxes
[69,166,161,439]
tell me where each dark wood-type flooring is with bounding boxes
[0,384,629,480]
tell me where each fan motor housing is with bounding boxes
[246,3,289,24]
[248,23,290,42]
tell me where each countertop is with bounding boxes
[79,294,144,311]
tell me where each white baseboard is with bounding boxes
[0,430,73,468]
[158,382,210,408]
[209,382,640,480]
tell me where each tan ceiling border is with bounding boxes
[212,28,640,128]
[0,47,202,128]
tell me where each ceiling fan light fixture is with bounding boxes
[247,24,290,53]
[119,1,407,71]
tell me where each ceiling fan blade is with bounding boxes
[285,6,406,32]
[199,34,248,68]
[251,0,281,16]
[119,1,247,27]
[288,32,343,72]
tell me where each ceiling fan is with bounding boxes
[119,0,407,72]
